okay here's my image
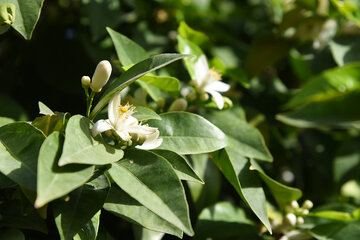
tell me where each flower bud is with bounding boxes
[290,200,299,210]
[199,92,209,101]
[302,200,313,210]
[168,98,188,112]
[0,3,16,25]
[296,216,304,225]
[90,60,112,92]
[284,213,297,226]
[81,76,91,88]
[300,209,309,215]
[222,96,233,109]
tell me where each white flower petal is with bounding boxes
[128,124,157,135]
[205,80,230,93]
[136,130,163,150]
[108,92,121,125]
[92,119,113,137]
[116,130,131,141]
[208,90,224,109]
[194,55,209,85]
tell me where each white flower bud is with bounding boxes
[90,60,112,92]
[168,98,188,112]
[301,209,309,215]
[284,213,297,226]
[302,200,313,210]
[296,216,304,225]
[290,200,299,210]
[81,76,91,88]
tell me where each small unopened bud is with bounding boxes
[222,97,233,109]
[168,98,188,112]
[199,92,209,101]
[300,209,309,215]
[296,216,304,225]
[81,76,91,88]
[284,213,297,226]
[302,200,313,210]
[0,3,16,25]
[290,200,299,210]
[90,60,112,92]
[156,98,165,108]
[186,91,197,102]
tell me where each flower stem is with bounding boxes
[86,91,95,118]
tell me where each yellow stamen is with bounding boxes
[210,68,222,81]
[119,106,128,113]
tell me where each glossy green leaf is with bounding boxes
[151,149,203,183]
[73,210,101,240]
[139,75,180,92]
[194,201,262,240]
[58,115,123,166]
[133,225,165,240]
[310,222,360,240]
[104,186,182,238]
[147,112,226,155]
[108,149,194,236]
[277,90,360,128]
[187,154,221,213]
[177,35,203,79]
[250,159,302,209]
[137,80,163,102]
[35,132,95,208]
[0,228,25,240]
[286,63,360,109]
[53,175,110,240]
[31,112,67,136]
[0,200,47,233]
[132,106,161,121]
[207,108,272,162]
[211,148,272,233]
[90,54,187,119]
[0,122,44,190]
[0,117,14,127]
[309,211,354,221]
[0,0,44,39]
[178,21,209,48]
[107,27,149,66]
[38,101,54,115]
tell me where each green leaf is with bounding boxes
[177,35,203,79]
[207,108,272,162]
[151,149,203,183]
[31,112,68,136]
[53,174,110,240]
[108,149,194,236]
[178,21,209,48]
[0,228,25,240]
[285,63,360,109]
[58,115,124,166]
[107,27,149,66]
[90,54,187,119]
[310,222,360,240]
[0,122,45,190]
[194,201,262,240]
[137,80,164,102]
[38,101,54,115]
[104,186,183,238]
[0,0,44,39]
[0,200,47,233]
[147,112,226,155]
[73,210,101,240]
[210,148,272,233]
[309,211,354,221]
[139,75,180,92]
[35,132,95,208]
[277,90,360,128]
[132,106,161,121]
[132,225,165,240]
[0,117,14,127]
[250,159,302,209]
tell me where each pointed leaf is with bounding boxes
[58,115,124,166]
[177,35,203,79]
[151,149,203,183]
[250,159,302,209]
[133,225,165,240]
[107,27,149,66]
[53,175,110,240]
[132,106,161,121]
[139,75,180,92]
[38,101,54,115]
[32,112,68,136]
[73,210,101,240]
[104,186,182,238]
[0,122,45,190]
[210,148,272,233]
[35,132,95,208]
[178,21,210,47]
[108,149,194,236]
[147,112,226,155]
[90,54,188,119]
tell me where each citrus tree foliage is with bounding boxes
[1,1,360,240]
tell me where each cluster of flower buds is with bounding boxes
[271,200,314,240]
[81,60,112,92]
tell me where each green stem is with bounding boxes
[86,91,95,118]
